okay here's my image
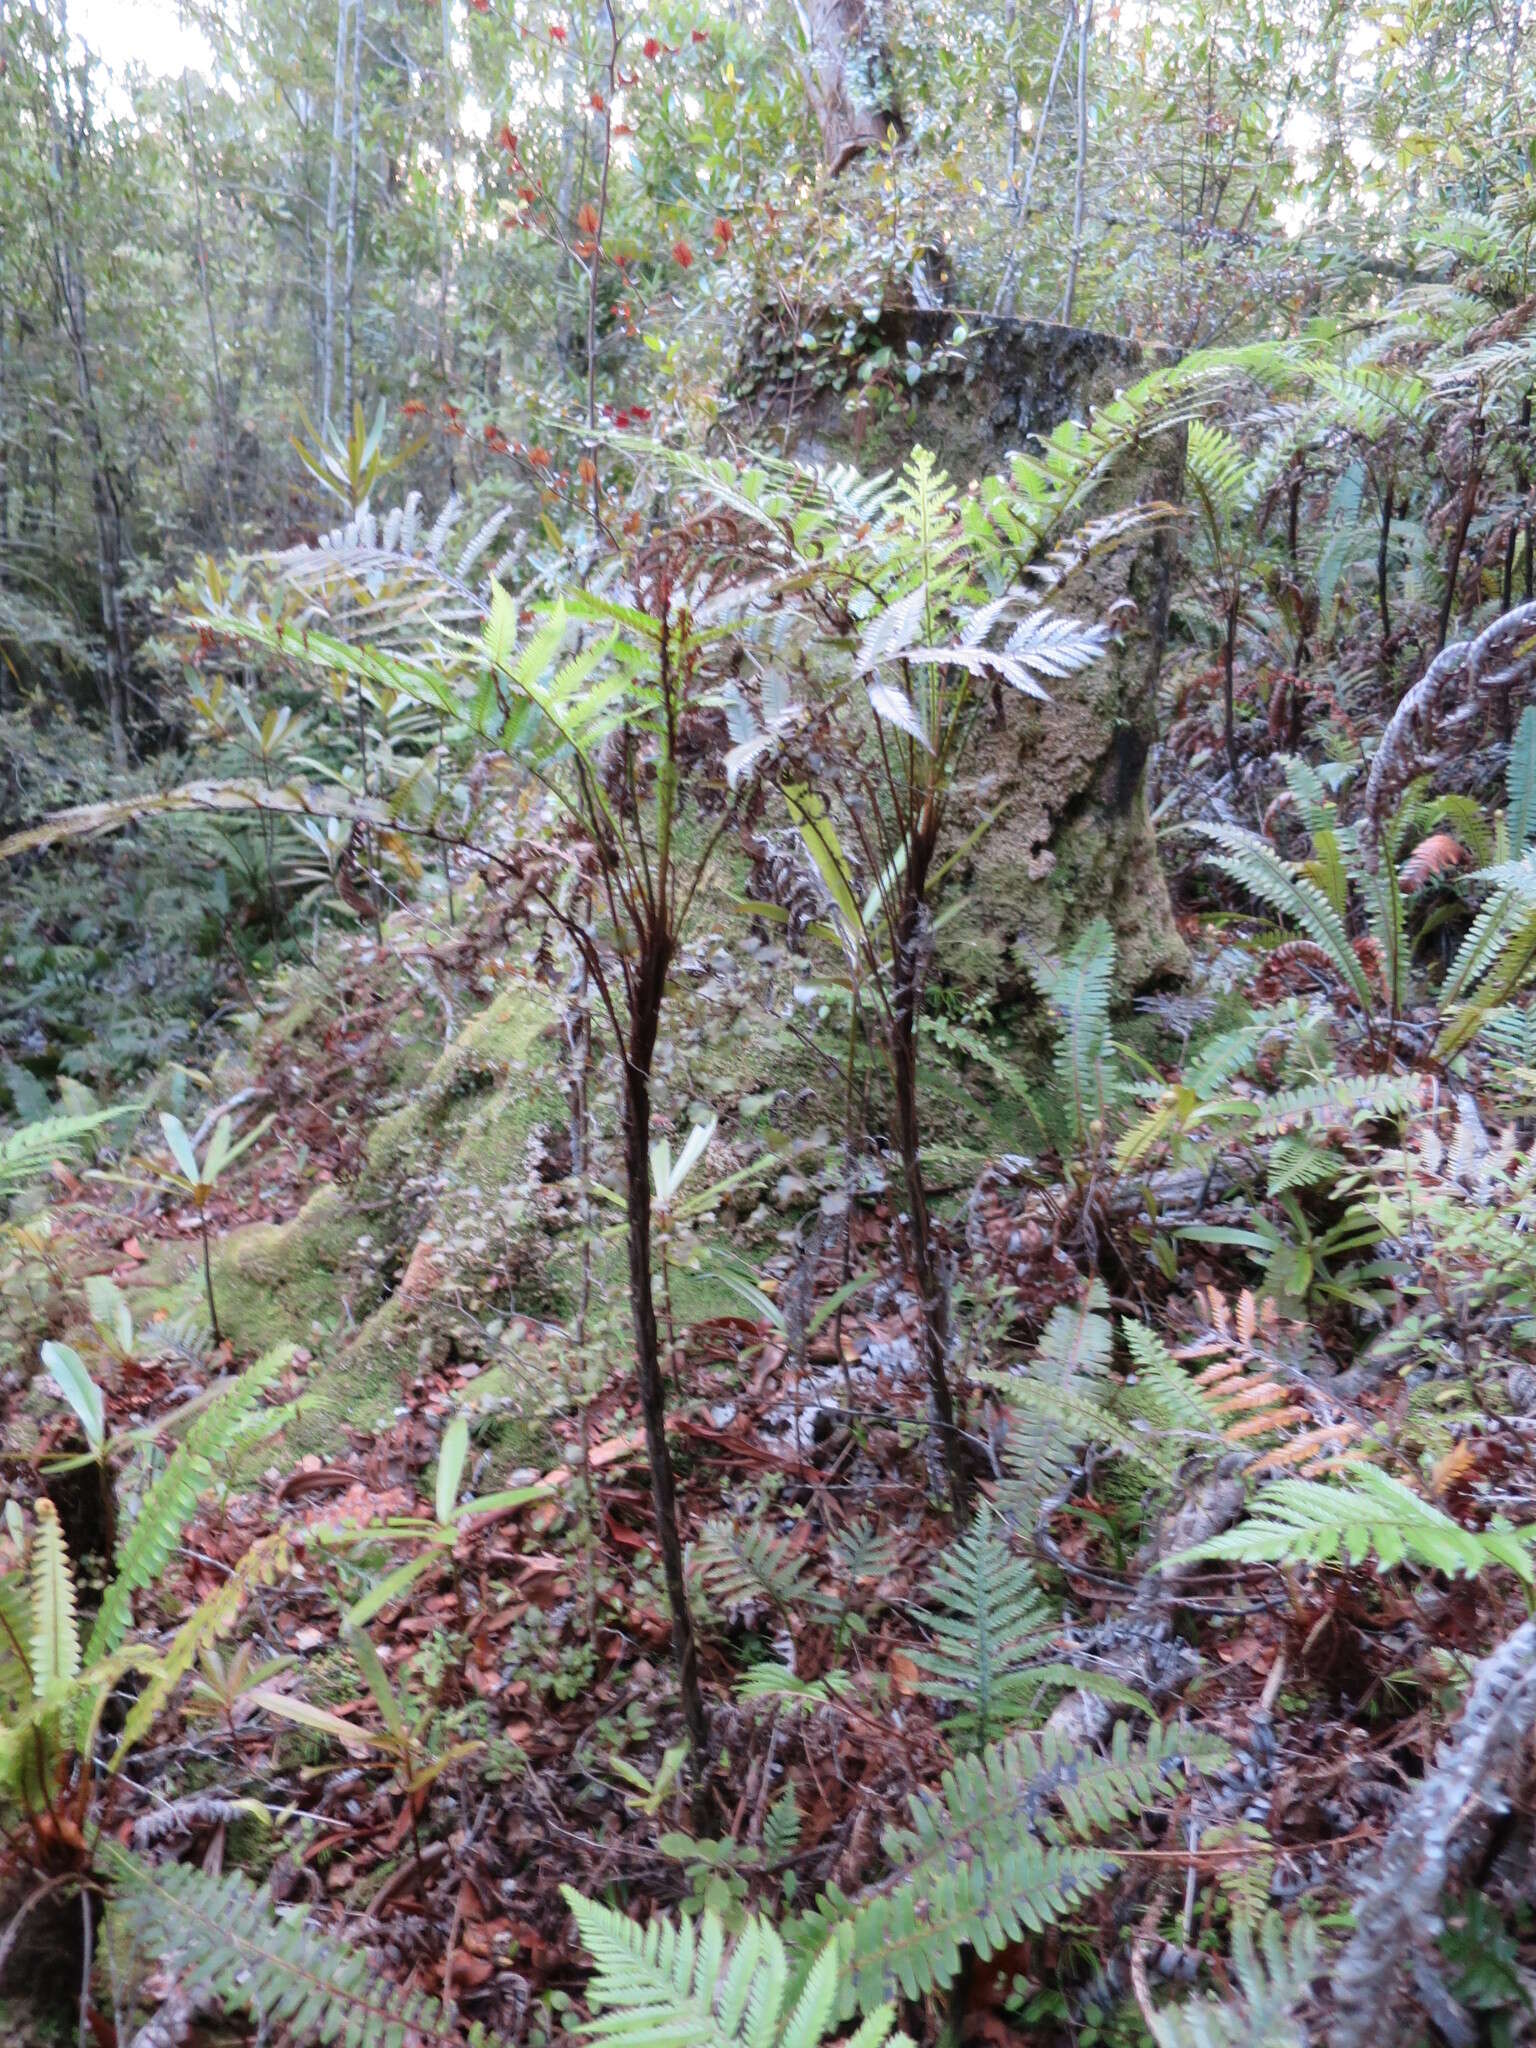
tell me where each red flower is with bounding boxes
[497,124,518,153]
[672,239,694,267]
[401,399,428,417]
[691,27,707,41]
[577,201,599,234]
[468,0,489,12]
[590,90,605,110]
[629,404,651,421]
[528,446,552,468]
[548,22,567,39]
[643,35,661,57]
[712,216,732,246]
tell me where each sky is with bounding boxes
[72,0,214,81]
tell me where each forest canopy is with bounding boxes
[3,1,1536,2045]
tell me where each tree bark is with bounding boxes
[792,0,903,173]
[621,928,708,1757]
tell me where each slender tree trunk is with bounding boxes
[1222,587,1241,783]
[995,0,1075,317]
[320,0,351,432]
[552,34,581,367]
[342,0,364,424]
[1435,427,1482,653]
[621,929,708,1757]
[436,0,454,378]
[890,838,967,1515]
[1060,0,1092,324]
[180,80,236,539]
[42,21,132,762]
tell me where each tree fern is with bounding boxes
[1163,1465,1536,1583]
[108,1849,491,2048]
[87,1344,294,1661]
[562,1890,908,2048]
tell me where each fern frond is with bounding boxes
[1164,1466,1536,1582]
[822,1721,1228,2009]
[562,1891,905,2048]
[1192,822,1375,1012]
[108,1849,485,2047]
[1028,919,1119,1146]
[29,1499,79,1695]
[987,1285,1115,1524]
[87,1346,293,1662]
[691,1516,831,1624]
[906,1505,1060,1749]
[1148,1912,1319,2048]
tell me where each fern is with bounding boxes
[986,1285,1177,1527]
[1028,917,1120,1150]
[28,1499,80,1694]
[815,1720,1229,2010]
[691,1516,831,1624]
[1164,1465,1536,1583]
[109,1849,490,2048]
[563,1890,908,2048]
[1148,1913,1319,2048]
[906,1505,1062,1749]
[87,1345,293,1662]
[1192,821,1376,1015]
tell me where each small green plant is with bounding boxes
[149,1110,271,1341]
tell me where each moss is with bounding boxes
[205,1182,377,1358]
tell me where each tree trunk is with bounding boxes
[436,0,454,378]
[320,0,351,432]
[42,22,132,762]
[180,80,236,539]
[621,930,708,1757]
[342,0,365,424]
[792,0,904,173]
[890,844,968,1516]
[1059,0,1092,323]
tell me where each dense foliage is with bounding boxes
[4,0,1536,2044]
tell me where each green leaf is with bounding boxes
[40,1341,105,1451]
[435,1414,469,1526]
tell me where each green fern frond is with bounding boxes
[1163,1465,1536,1582]
[691,1516,831,1624]
[1117,1322,1228,1449]
[1148,1912,1319,2048]
[29,1499,79,1695]
[88,1345,293,1663]
[906,1505,1060,1749]
[818,1721,1228,2010]
[1192,822,1375,1012]
[1028,918,1119,1147]
[563,1890,907,2048]
[108,1849,487,2048]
